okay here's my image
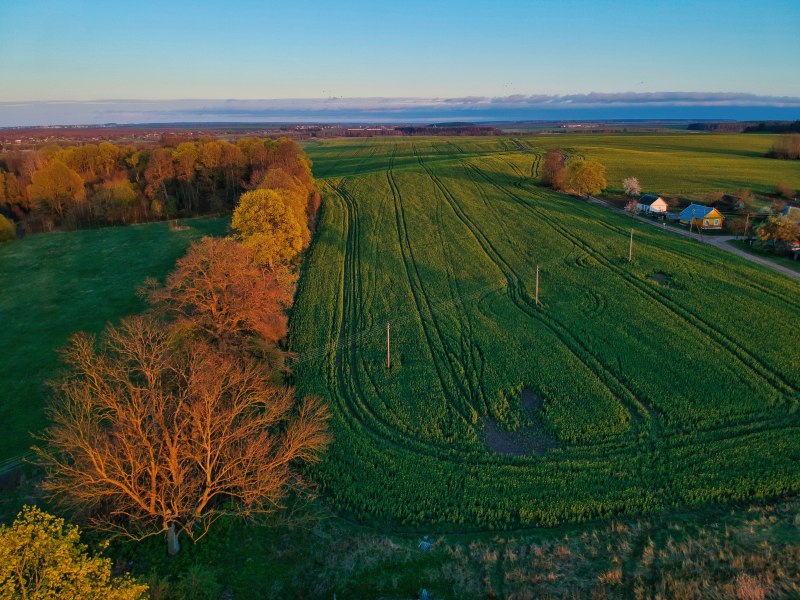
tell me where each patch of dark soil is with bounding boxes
[521,388,543,412]
[482,418,558,457]
[650,272,670,286]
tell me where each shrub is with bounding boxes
[776,182,796,199]
[0,506,147,599]
[0,214,15,242]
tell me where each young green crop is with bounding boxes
[291,137,800,528]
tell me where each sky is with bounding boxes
[0,0,798,125]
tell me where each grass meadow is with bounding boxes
[0,216,230,461]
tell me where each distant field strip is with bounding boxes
[292,137,799,528]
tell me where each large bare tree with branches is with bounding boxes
[35,316,330,556]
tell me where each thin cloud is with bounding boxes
[1,93,799,126]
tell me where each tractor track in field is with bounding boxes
[557,198,800,314]
[498,149,800,317]
[468,163,798,401]
[386,147,482,432]
[455,157,660,437]
[324,156,648,462]
[432,188,492,416]
[328,180,486,459]
[329,180,464,455]
[414,144,654,442]
[307,150,800,508]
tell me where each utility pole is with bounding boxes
[386,321,391,370]
[743,213,751,239]
[629,228,634,262]
[535,265,540,306]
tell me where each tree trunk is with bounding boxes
[167,523,181,556]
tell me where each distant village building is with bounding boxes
[637,194,668,214]
[678,204,724,230]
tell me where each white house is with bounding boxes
[637,194,668,214]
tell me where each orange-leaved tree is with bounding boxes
[145,236,293,349]
[35,316,330,556]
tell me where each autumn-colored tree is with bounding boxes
[233,189,306,267]
[144,148,175,201]
[258,167,312,246]
[91,176,137,223]
[757,215,800,252]
[27,159,86,219]
[768,134,800,160]
[0,214,15,242]
[268,138,314,194]
[775,182,796,199]
[220,143,246,201]
[540,148,566,190]
[172,142,199,210]
[566,159,607,197]
[0,505,147,599]
[146,237,293,348]
[36,316,331,556]
[622,176,641,197]
[97,142,122,177]
[237,137,270,185]
[3,172,28,216]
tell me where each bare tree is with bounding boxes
[624,198,639,214]
[622,177,641,197]
[35,316,330,556]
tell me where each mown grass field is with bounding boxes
[0,216,230,461]
[293,137,800,530]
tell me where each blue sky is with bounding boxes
[1,0,798,124]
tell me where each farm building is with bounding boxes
[678,204,724,230]
[781,205,800,222]
[637,194,668,213]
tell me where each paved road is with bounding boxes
[588,197,800,282]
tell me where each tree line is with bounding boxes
[0,136,321,238]
[2,143,330,596]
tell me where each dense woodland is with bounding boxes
[0,136,320,236]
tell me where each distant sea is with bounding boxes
[1,100,798,127]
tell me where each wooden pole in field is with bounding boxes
[629,228,634,262]
[744,213,751,239]
[386,321,391,370]
[535,265,540,306]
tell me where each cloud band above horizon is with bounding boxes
[2,93,799,127]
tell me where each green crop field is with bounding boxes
[520,132,800,196]
[0,216,230,461]
[293,137,800,529]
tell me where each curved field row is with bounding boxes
[468,160,796,401]
[290,137,800,529]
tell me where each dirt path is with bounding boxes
[587,197,800,282]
